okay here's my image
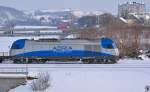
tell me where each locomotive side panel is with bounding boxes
[11,39,90,57]
[9,38,119,63]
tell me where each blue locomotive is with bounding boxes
[10,38,119,63]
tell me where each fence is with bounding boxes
[0,52,9,57]
[0,67,28,75]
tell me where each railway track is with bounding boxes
[0,64,150,75]
[0,64,150,69]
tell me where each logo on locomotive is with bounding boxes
[53,45,72,52]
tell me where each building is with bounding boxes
[118,2,146,18]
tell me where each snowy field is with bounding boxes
[6,58,150,92]
[118,55,150,64]
[10,70,150,92]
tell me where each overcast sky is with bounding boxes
[0,0,149,14]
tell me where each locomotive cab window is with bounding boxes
[11,39,25,49]
[105,44,114,49]
[101,38,116,49]
[11,44,21,49]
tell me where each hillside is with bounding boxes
[0,6,41,26]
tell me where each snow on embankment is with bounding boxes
[10,64,150,92]
[118,54,150,64]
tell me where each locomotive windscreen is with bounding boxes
[101,38,117,49]
[11,39,26,49]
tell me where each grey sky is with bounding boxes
[0,0,149,14]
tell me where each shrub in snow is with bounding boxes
[30,72,51,91]
[145,85,150,92]
[124,47,141,58]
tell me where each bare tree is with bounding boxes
[3,20,16,35]
[30,72,52,91]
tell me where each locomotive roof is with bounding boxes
[24,38,99,45]
[27,38,99,42]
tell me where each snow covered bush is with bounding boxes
[30,72,51,91]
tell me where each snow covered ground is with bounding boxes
[10,70,150,92]
[118,55,150,64]
[118,58,150,64]
[9,58,150,92]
